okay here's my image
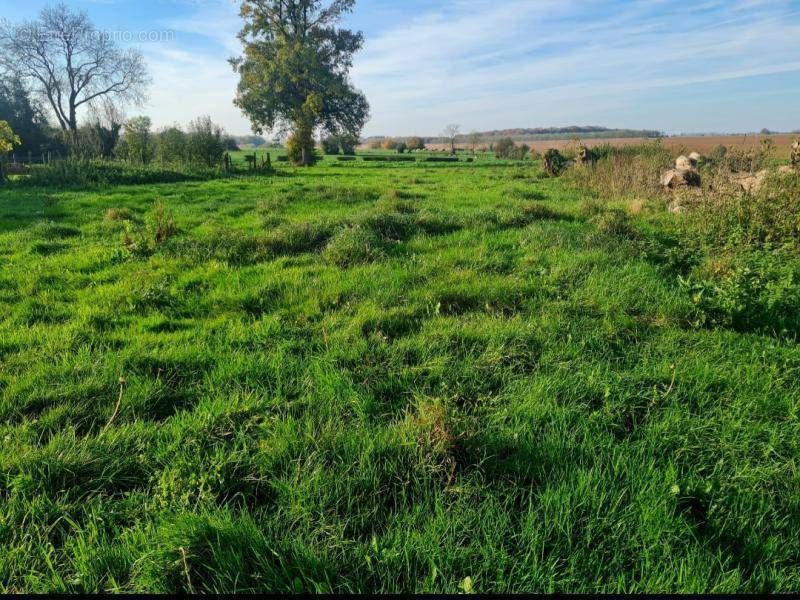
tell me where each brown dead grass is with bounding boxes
[427,134,796,158]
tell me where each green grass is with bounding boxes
[0,159,799,593]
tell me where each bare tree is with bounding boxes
[467,130,481,154]
[442,123,460,155]
[0,4,149,132]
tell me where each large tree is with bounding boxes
[0,3,149,132]
[0,77,50,155]
[231,0,370,166]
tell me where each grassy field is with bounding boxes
[1,158,799,593]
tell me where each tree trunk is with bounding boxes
[290,120,316,167]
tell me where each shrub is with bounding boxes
[406,137,425,151]
[118,116,154,164]
[0,120,21,181]
[494,137,516,159]
[339,134,359,156]
[321,136,341,155]
[681,251,800,334]
[151,201,177,244]
[716,140,774,173]
[122,201,177,254]
[396,142,407,154]
[510,143,530,161]
[187,116,226,167]
[687,171,800,251]
[155,127,188,166]
[543,149,570,177]
[286,131,317,166]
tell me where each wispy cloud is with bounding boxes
[352,0,800,135]
[140,0,246,133]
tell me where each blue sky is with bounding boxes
[3,0,800,136]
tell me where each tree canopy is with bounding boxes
[231,0,369,165]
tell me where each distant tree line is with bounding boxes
[116,115,233,167]
[363,127,663,148]
[0,80,234,168]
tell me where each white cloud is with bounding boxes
[138,0,252,134]
[351,0,800,135]
[128,0,800,135]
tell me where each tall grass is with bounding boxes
[565,140,800,336]
[564,142,673,199]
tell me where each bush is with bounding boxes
[118,116,154,164]
[286,131,317,166]
[122,201,178,254]
[321,136,340,155]
[510,143,530,161]
[543,149,571,176]
[681,251,800,334]
[155,127,188,166]
[406,137,425,152]
[340,134,359,156]
[187,116,226,167]
[687,171,800,251]
[224,136,240,151]
[494,137,516,159]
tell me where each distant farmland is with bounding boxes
[428,134,797,157]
